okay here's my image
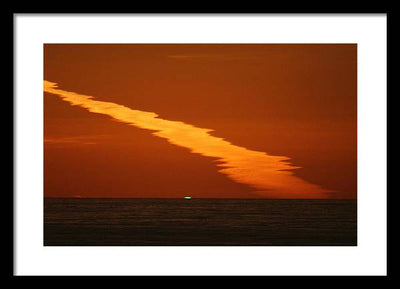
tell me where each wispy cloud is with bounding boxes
[167,54,259,61]
[167,55,200,60]
[44,80,331,198]
[44,135,109,145]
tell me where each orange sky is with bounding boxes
[44,44,357,199]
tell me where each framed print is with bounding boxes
[14,13,387,276]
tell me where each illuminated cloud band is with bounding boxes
[44,80,330,198]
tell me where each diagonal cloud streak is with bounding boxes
[44,80,331,198]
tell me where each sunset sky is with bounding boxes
[44,44,357,199]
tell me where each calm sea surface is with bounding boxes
[44,198,357,246]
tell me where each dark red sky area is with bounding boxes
[44,44,357,199]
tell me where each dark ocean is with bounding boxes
[44,198,357,246]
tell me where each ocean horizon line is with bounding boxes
[44,197,357,200]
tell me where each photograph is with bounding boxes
[43,43,357,246]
